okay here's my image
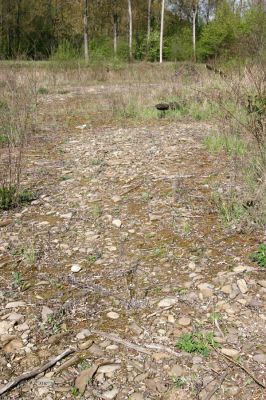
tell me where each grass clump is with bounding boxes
[37,87,49,95]
[176,332,218,357]
[203,133,247,156]
[0,185,35,210]
[250,244,266,268]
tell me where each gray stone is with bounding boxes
[5,301,26,309]
[253,354,266,364]
[157,297,177,308]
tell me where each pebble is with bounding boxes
[253,353,266,364]
[71,264,81,273]
[220,348,239,359]
[237,279,248,294]
[0,321,12,335]
[112,219,122,228]
[111,195,121,203]
[178,317,191,326]
[107,311,120,319]
[98,364,121,374]
[169,364,184,376]
[7,313,24,323]
[42,306,53,323]
[130,393,144,400]
[102,388,119,399]
[157,297,177,308]
[5,301,26,309]
[197,283,213,298]
[221,285,232,294]
[233,265,247,273]
[258,280,266,289]
[76,329,91,340]
[4,338,23,353]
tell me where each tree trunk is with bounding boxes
[113,13,118,55]
[192,6,197,63]
[128,0,132,60]
[159,0,165,63]
[83,0,89,62]
[147,0,152,42]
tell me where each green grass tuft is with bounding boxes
[176,332,218,357]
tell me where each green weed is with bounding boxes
[87,252,101,264]
[37,87,49,95]
[152,247,166,257]
[79,359,91,371]
[250,244,266,268]
[203,133,247,156]
[0,185,17,209]
[172,376,187,388]
[176,332,218,357]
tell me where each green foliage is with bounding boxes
[172,376,187,388]
[176,332,218,357]
[51,40,79,61]
[198,1,242,60]
[212,192,246,224]
[0,185,17,210]
[250,244,266,268]
[203,133,247,156]
[37,87,49,95]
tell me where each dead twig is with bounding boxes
[120,183,142,196]
[0,348,74,397]
[214,348,266,389]
[91,329,182,358]
[204,369,229,400]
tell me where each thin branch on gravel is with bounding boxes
[214,348,266,389]
[204,369,229,400]
[120,183,142,196]
[0,348,74,397]
[91,330,182,357]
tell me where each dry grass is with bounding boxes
[0,61,265,224]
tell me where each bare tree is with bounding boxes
[160,0,165,63]
[83,0,89,62]
[192,0,198,62]
[147,0,152,41]
[128,0,132,60]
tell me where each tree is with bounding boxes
[128,0,132,60]
[192,0,198,61]
[147,0,152,41]
[160,0,165,63]
[83,0,89,61]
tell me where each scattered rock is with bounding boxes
[75,364,99,394]
[102,388,119,399]
[3,338,23,353]
[5,301,26,309]
[41,306,53,323]
[71,264,82,273]
[233,265,247,273]
[107,311,120,319]
[112,219,122,228]
[178,317,191,326]
[258,280,266,289]
[0,321,12,335]
[169,364,184,376]
[98,363,121,374]
[237,279,248,294]
[76,329,91,340]
[220,348,239,359]
[130,393,144,400]
[198,283,213,298]
[157,297,177,308]
[253,353,266,364]
[111,195,121,203]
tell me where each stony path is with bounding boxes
[0,120,265,399]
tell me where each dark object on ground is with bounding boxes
[155,102,181,111]
[155,102,181,118]
[206,64,227,78]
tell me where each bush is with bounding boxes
[51,40,79,61]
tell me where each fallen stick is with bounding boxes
[204,369,228,400]
[91,330,182,358]
[120,183,142,196]
[214,348,266,389]
[0,348,74,397]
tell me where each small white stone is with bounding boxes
[233,265,247,273]
[237,279,248,294]
[111,195,121,203]
[157,297,177,308]
[71,264,81,273]
[220,348,239,359]
[178,317,191,326]
[112,219,122,228]
[107,312,120,320]
[5,301,26,309]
